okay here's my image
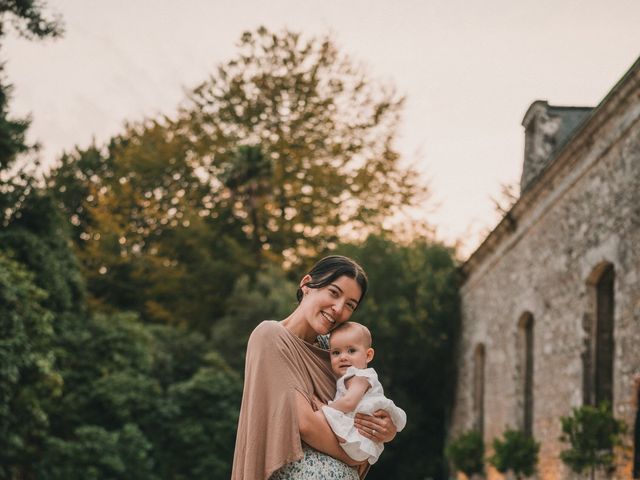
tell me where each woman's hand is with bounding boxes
[354,409,397,443]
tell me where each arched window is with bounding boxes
[584,263,615,407]
[518,313,535,436]
[473,343,486,435]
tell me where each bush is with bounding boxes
[446,430,484,478]
[559,402,626,475]
[488,429,539,479]
[40,424,157,480]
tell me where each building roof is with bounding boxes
[461,55,640,280]
[545,105,594,153]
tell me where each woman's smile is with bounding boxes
[321,311,337,328]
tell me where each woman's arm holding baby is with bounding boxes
[295,392,365,467]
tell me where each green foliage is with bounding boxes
[0,0,62,176]
[40,424,157,480]
[338,235,460,479]
[45,312,242,479]
[48,126,253,331]
[48,312,159,438]
[0,0,63,40]
[0,253,61,478]
[445,430,485,478]
[148,324,216,387]
[559,402,626,475]
[0,61,84,475]
[211,264,298,371]
[0,70,31,172]
[0,191,85,314]
[178,26,425,262]
[488,429,540,479]
[154,354,242,479]
[0,66,41,231]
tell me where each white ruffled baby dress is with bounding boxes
[321,367,407,464]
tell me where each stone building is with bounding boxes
[450,56,640,479]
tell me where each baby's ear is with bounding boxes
[366,347,375,363]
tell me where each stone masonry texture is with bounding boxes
[450,57,640,480]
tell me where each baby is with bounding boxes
[321,321,406,465]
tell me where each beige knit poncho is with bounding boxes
[232,320,344,479]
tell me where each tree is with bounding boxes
[0,253,61,479]
[488,429,540,480]
[0,0,62,212]
[210,264,298,371]
[559,402,626,478]
[147,324,218,388]
[42,310,243,478]
[154,354,242,480]
[0,0,62,40]
[0,70,31,173]
[47,26,427,329]
[0,62,42,227]
[48,125,252,330]
[40,424,158,480]
[0,191,85,314]
[490,181,519,218]
[0,189,84,480]
[47,312,158,435]
[445,430,485,479]
[176,26,426,263]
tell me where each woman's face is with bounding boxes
[300,274,362,336]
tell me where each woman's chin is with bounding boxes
[314,319,333,335]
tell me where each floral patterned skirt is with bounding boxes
[270,445,359,480]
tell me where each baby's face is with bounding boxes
[329,328,370,376]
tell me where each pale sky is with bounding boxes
[4,0,640,257]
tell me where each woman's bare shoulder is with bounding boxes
[249,320,286,342]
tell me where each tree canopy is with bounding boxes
[47,26,427,330]
[171,26,425,262]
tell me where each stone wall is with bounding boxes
[450,59,640,480]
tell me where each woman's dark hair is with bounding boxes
[296,255,368,307]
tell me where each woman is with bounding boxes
[232,255,397,479]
